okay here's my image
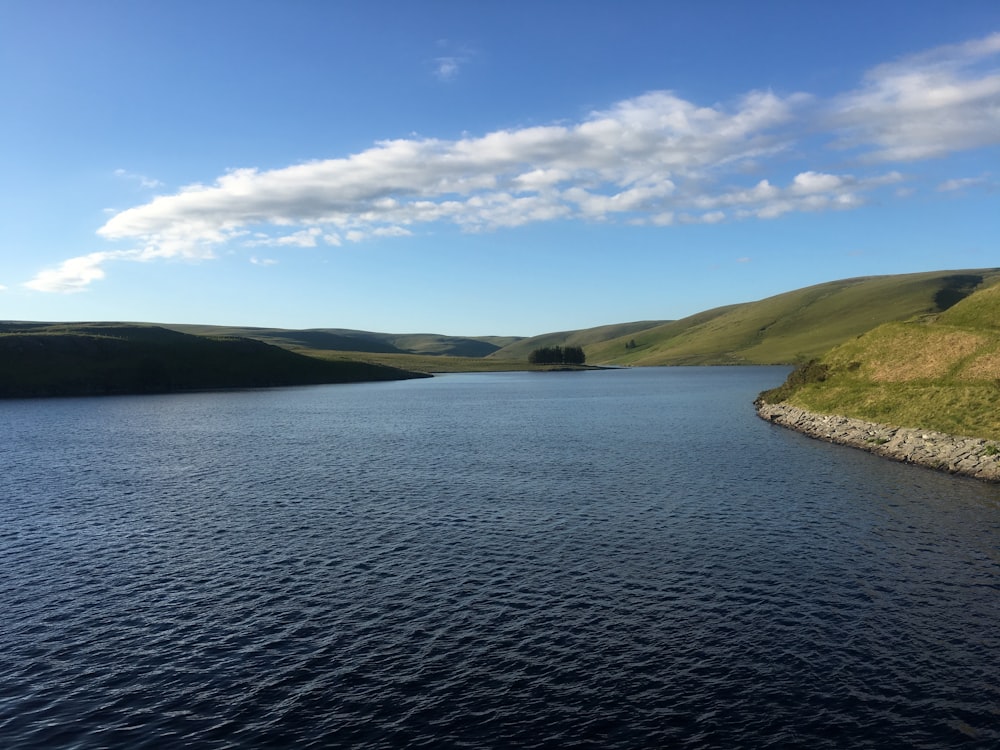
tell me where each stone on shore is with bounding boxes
[754,401,1000,482]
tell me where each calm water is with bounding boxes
[2,367,999,749]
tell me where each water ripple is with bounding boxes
[2,368,999,748]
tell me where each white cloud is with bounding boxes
[513,168,571,190]
[435,57,461,81]
[26,32,1000,292]
[23,243,217,293]
[345,226,414,243]
[832,32,1000,161]
[24,251,120,293]
[250,256,278,266]
[114,168,163,189]
[89,87,802,262]
[432,40,475,82]
[687,170,901,222]
[790,171,844,194]
[565,182,676,219]
[937,175,993,191]
[247,227,323,247]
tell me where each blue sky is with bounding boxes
[2,1,999,336]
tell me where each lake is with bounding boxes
[2,367,999,748]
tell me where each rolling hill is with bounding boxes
[575,269,1000,366]
[165,324,521,358]
[486,320,669,361]
[0,323,427,398]
[7,268,999,391]
[150,269,1000,369]
[758,277,1000,440]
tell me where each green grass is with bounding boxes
[583,269,1000,366]
[488,321,668,361]
[8,268,1000,399]
[785,381,1000,440]
[153,269,1000,370]
[299,349,596,373]
[937,278,1000,330]
[166,324,520,358]
[760,278,1000,440]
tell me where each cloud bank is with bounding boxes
[26,32,1000,293]
[833,32,1000,161]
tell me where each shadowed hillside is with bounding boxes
[166,324,521,358]
[582,269,1000,366]
[156,269,1000,369]
[759,278,1000,440]
[0,323,427,398]
[8,269,998,386]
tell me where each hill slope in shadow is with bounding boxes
[166,324,521,358]
[0,323,427,398]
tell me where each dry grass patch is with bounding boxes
[956,347,1000,381]
[859,327,987,382]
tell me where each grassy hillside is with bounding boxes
[166,324,521,358]
[0,323,427,398]
[489,320,669,360]
[300,349,605,373]
[300,349,542,373]
[759,279,1000,440]
[158,269,998,369]
[8,269,997,390]
[583,269,1000,365]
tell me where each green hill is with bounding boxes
[488,320,669,361]
[582,269,1000,366]
[165,324,521,358]
[759,279,1000,440]
[154,269,1000,370]
[0,323,427,398]
[8,269,999,391]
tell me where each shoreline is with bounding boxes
[755,400,1000,483]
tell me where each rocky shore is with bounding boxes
[755,400,1000,483]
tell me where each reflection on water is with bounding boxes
[2,368,999,748]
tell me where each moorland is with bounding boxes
[165,268,999,371]
[0,323,428,398]
[4,267,1000,443]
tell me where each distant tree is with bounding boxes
[563,345,586,365]
[625,339,637,350]
[529,345,562,364]
[528,345,585,365]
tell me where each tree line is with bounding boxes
[528,345,586,365]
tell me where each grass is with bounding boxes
[580,269,1000,366]
[148,269,1000,371]
[785,381,1000,440]
[487,320,668,361]
[299,349,594,373]
[760,278,1000,440]
[166,324,520,358]
[9,268,1000,401]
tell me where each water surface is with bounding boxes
[2,367,999,748]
